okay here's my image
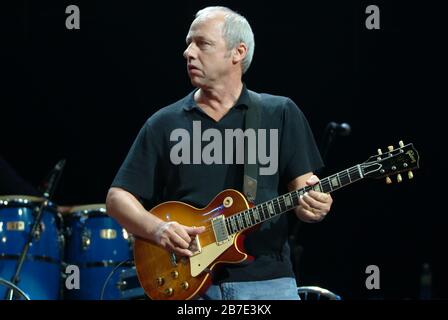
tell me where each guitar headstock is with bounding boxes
[362,141,420,183]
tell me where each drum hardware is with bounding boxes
[3,159,66,300]
[0,278,30,300]
[58,233,65,249]
[100,229,117,239]
[6,221,25,231]
[100,259,132,300]
[117,266,146,300]
[33,223,43,241]
[81,229,91,250]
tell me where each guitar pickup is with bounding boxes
[211,215,230,245]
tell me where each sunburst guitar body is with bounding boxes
[134,189,253,300]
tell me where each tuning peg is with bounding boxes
[397,174,403,183]
[388,146,394,152]
[399,140,404,148]
[408,171,414,180]
[386,177,392,184]
[377,149,383,155]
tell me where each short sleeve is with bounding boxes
[110,119,163,203]
[279,98,324,183]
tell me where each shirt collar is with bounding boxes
[183,84,251,112]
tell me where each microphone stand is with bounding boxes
[4,159,66,300]
[319,122,337,165]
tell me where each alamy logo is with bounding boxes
[365,265,380,290]
[65,264,80,290]
[65,5,80,30]
[170,121,278,175]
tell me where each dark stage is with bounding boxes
[1,0,445,301]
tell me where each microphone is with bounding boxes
[42,159,66,199]
[328,122,351,136]
[319,121,352,164]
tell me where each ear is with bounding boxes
[232,42,248,65]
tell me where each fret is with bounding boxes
[243,212,249,229]
[230,216,237,233]
[247,209,255,225]
[313,183,322,192]
[349,165,361,182]
[257,205,265,221]
[276,198,283,212]
[339,171,351,186]
[285,194,292,208]
[237,214,244,230]
[273,198,282,214]
[253,207,261,222]
[241,213,248,229]
[280,196,288,211]
[321,178,331,193]
[357,165,364,179]
[291,192,300,206]
[336,174,342,189]
[225,219,231,235]
[259,204,265,219]
[282,196,289,210]
[326,177,333,192]
[347,169,352,183]
[267,202,275,216]
[244,212,252,227]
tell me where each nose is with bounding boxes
[183,43,196,60]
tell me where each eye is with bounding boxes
[198,40,211,47]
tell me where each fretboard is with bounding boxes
[225,165,364,235]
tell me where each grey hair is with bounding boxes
[195,6,255,74]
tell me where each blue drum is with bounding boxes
[0,195,63,300]
[63,204,132,300]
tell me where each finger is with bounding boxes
[169,230,191,249]
[172,224,194,244]
[185,225,206,236]
[302,192,327,211]
[297,206,321,223]
[299,195,325,221]
[306,175,320,186]
[298,194,313,212]
[173,247,194,257]
[164,240,193,257]
[308,190,332,204]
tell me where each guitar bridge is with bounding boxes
[189,234,202,256]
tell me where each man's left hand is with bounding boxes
[296,175,333,223]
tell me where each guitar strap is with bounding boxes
[243,90,261,203]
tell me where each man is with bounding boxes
[106,6,333,300]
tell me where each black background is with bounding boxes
[1,1,445,299]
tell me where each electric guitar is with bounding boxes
[134,141,420,300]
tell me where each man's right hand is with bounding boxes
[153,221,205,257]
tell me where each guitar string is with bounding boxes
[193,166,363,234]
[198,166,362,233]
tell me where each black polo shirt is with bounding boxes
[111,86,323,283]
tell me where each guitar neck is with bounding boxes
[224,165,364,235]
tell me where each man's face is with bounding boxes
[183,14,233,88]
